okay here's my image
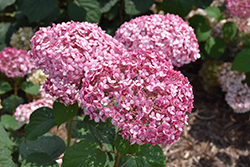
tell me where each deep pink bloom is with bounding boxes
[225,0,250,18]
[14,98,54,124]
[0,47,36,78]
[79,49,194,145]
[29,21,126,105]
[217,62,250,113]
[114,14,200,67]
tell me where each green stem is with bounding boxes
[12,81,18,116]
[66,118,74,149]
[114,153,121,167]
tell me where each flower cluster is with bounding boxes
[10,27,34,50]
[225,0,250,18]
[198,60,223,93]
[114,14,200,67]
[14,98,54,123]
[217,63,250,113]
[0,47,36,78]
[29,21,126,105]
[27,69,48,86]
[79,49,194,145]
[29,19,195,146]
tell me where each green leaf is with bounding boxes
[0,22,11,50]
[66,116,84,138]
[77,116,116,144]
[204,37,226,59]
[119,144,166,167]
[2,95,25,113]
[189,15,211,42]
[0,81,12,94]
[62,139,108,167]
[192,0,213,9]
[114,134,139,156]
[124,0,154,15]
[25,107,56,140]
[20,0,57,23]
[53,99,78,127]
[0,123,15,167]
[21,152,59,167]
[232,49,250,72]
[19,135,66,160]
[68,0,102,23]
[0,0,15,10]
[205,6,223,21]
[97,0,119,13]
[243,72,250,87]
[161,0,193,18]
[222,22,238,40]
[1,114,24,131]
[21,81,40,95]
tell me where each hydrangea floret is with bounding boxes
[0,47,36,78]
[27,69,48,86]
[79,49,194,145]
[29,21,126,105]
[14,98,54,124]
[114,14,200,67]
[225,0,250,18]
[217,62,250,113]
[10,27,34,50]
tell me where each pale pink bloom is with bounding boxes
[114,14,200,67]
[225,0,250,18]
[217,62,250,113]
[14,98,54,124]
[0,47,36,78]
[29,21,125,105]
[79,49,194,145]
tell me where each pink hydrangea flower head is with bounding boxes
[217,62,245,92]
[29,21,125,105]
[225,0,250,18]
[0,47,36,78]
[114,14,200,67]
[217,62,250,113]
[79,49,194,145]
[14,98,54,124]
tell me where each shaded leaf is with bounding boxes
[0,22,11,50]
[25,107,56,140]
[161,0,193,18]
[62,139,108,167]
[20,0,57,23]
[204,37,226,59]
[21,152,59,167]
[0,124,15,167]
[0,81,12,94]
[124,0,154,15]
[119,144,166,167]
[189,15,211,42]
[53,99,78,127]
[77,116,116,144]
[19,135,66,160]
[205,6,223,21]
[68,0,102,23]
[1,114,24,131]
[97,0,119,13]
[232,49,250,72]
[114,134,139,156]
[2,95,24,113]
[222,22,238,40]
[21,81,40,95]
[0,0,15,10]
